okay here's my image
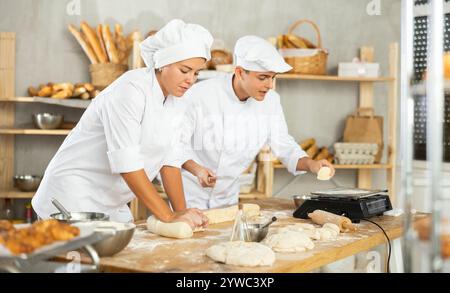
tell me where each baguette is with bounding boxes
[38,86,53,97]
[53,83,74,93]
[80,92,91,100]
[286,34,308,49]
[327,154,334,164]
[300,138,316,151]
[73,86,87,97]
[306,144,319,159]
[51,89,72,99]
[115,24,128,64]
[97,24,109,63]
[28,86,39,97]
[315,147,330,161]
[68,24,98,64]
[80,21,108,63]
[102,24,120,63]
[84,83,95,92]
[89,89,101,99]
[300,37,316,49]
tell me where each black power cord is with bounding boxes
[362,218,391,273]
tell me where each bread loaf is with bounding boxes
[306,143,319,159]
[96,24,109,63]
[315,147,330,161]
[28,86,39,97]
[68,24,98,64]
[38,86,52,97]
[51,89,72,99]
[102,24,120,63]
[300,138,316,151]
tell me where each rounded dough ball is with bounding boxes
[323,223,340,235]
[264,231,315,253]
[206,241,275,267]
[317,167,332,181]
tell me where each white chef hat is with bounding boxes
[234,36,292,73]
[140,19,213,69]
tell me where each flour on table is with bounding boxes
[206,241,275,267]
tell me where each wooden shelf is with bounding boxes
[276,74,395,82]
[0,128,70,135]
[0,190,35,199]
[239,190,269,199]
[0,96,91,109]
[273,163,393,170]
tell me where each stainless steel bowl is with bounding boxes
[293,195,311,208]
[32,113,64,130]
[50,212,110,224]
[13,175,42,192]
[91,222,135,257]
[246,223,269,242]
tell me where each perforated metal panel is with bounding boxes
[413,12,450,162]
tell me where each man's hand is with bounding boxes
[195,166,217,188]
[307,159,336,178]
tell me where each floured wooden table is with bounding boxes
[96,198,418,273]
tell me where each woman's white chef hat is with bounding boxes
[140,19,213,69]
[234,35,292,73]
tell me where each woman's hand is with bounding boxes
[170,208,209,229]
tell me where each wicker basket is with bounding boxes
[89,63,128,90]
[281,20,328,75]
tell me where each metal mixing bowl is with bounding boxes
[246,223,269,242]
[32,113,64,130]
[50,212,110,224]
[91,222,136,257]
[13,175,42,192]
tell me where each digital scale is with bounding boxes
[293,188,393,223]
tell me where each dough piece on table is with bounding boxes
[275,223,321,240]
[206,241,275,267]
[323,223,340,235]
[147,216,193,239]
[203,204,261,224]
[264,231,314,253]
[315,223,340,241]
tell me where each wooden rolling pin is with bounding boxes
[308,210,357,232]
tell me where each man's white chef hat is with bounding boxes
[140,19,213,69]
[234,35,292,73]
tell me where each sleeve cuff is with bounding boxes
[287,151,309,176]
[107,145,144,174]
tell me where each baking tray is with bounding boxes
[0,223,107,265]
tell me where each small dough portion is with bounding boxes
[206,241,275,267]
[317,167,332,181]
[203,204,261,224]
[147,216,193,239]
[274,222,340,241]
[264,231,315,253]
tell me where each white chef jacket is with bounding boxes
[32,68,184,222]
[176,73,308,209]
